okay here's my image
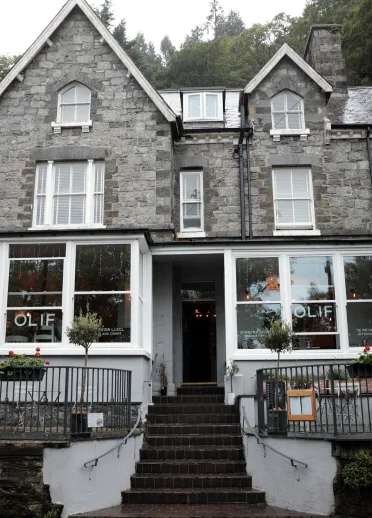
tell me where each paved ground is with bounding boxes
[71,504,326,517]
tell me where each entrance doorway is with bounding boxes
[182,281,217,383]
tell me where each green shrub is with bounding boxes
[342,452,372,489]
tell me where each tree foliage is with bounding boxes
[0,54,20,81]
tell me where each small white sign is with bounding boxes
[88,413,104,428]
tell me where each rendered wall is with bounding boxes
[43,434,143,518]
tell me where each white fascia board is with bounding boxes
[0,0,177,125]
[244,43,333,94]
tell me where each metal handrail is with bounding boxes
[241,405,308,479]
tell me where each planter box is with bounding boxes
[0,367,46,382]
[346,364,372,379]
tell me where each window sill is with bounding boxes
[183,118,224,123]
[232,350,364,361]
[51,121,92,134]
[28,224,106,231]
[273,229,320,237]
[270,128,310,142]
[177,232,206,239]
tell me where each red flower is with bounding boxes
[35,347,41,352]
[35,352,40,357]
[363,346,371,354]
[8,351,14,356]
[45,361,50,365]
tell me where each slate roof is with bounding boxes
[328,87,372,125]
[159,90,241,129]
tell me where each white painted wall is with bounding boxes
[44,434,143,518]
[244,435,335,515]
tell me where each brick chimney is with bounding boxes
[304,25,348,96]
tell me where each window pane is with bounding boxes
[36,164,48,194]
[276,200,293,224]
[183,173,201,200]
[61,86,75,104]
[71,164,86,193]
[53,196,69,225]
[55,164,71,194]
[6,310,63,343]
[292,303,337,333]
[344,256,372,300]
[287,93,301,111]
[182,203,201,229]
[181,282,215,300]
[74,294,131,342]
[61,104,76,123]
[95,163,105,193]
[7,259,64,306]
[287,112,301,129]
[346,303,372,346]
[35,196,45,226]
[274,170,292,197]
[293,200,311,223]
[188,95,201,118]
[9,244,66,258]
[273,113,287,130]
[94,194,104,224]
[290,256,335,300]
[75,244,131,291]
[292,170,309,197]
[272,94,285,111]
[76,104,90,121]
[292,334,339,350]
[70,195,85,224]
[236,258,280,302]
[205,94,218,118]
[76,84,90,103]
[237,304,281,349]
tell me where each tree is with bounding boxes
[93,0,115,28]
[182,25,206,48]
[206,0,225,39]
[160,36,176,66]
[220,10,245,37]
[0,54,20,81]
[112,19,128,48]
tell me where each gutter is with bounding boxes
[367,127,372,191]
[239,105,246,241]
[246,130,253,241]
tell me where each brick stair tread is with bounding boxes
[141,446,244,451]
[70,504,325,517]
[123,488,264,493]
[132,474,251,479]
[137,459,245,464]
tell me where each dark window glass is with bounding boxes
[292,334,339,350]
[236,258,280,302]
[344,256,372,300]
[74,294,131,342]
[290,256,334,301]
[181,282,215,300]
[237,304,281,349]
[291,303,337,333]
[75,244,131,292]
[6,310,63,343]
[346,303,372,347]
[9,244,66,258]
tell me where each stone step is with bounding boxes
[135,460,247,475]
[131,474,252,489]
[153,395,224,405]
[70,504,325,517]
[146,424,241,436]
[148,404,238,415]
[147,413,240,425]
[177,386,225,396]
[121,488,266,505]
[146,435,243,447]
[140,446,245,461]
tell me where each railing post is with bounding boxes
[256,370,265,434]
[329,365,338,438]
[127,371,132,429]
[63,367,70,438]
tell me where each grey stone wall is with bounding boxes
[248,57,372,237]
[0,7,173,231]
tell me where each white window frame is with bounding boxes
[52,82,92,133]
[180,170,204,233]
[270,90,309,138]
[183,92,223,122]
[0,237,150,355]
[32,160,105,229]
[272,167,316,231]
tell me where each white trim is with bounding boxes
[183,92,223,122]
[180,170,204,233]
[273,230,321,237]
[224,250,235,366]
[271,91,305,132]
[270,129,310,136]
[0,0,177,125]
[56,82,91,124]
[244,43,333,94]
[177,232,206,239]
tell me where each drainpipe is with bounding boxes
[367,127,372,189]
[239,104,246,241]
[245,129,253,241]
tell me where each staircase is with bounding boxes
[72,385,323,517]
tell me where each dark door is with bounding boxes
[182,301,216,383]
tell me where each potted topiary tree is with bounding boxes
[261,318,295,433]
[66,308,102,435]
[158,354,168,396]
[225,359,239,405]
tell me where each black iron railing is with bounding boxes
[257,363,372,439]
[0,366,131,439]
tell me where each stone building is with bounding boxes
[0,0,372,401]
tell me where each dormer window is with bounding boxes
[52,82,92,134]
[270,91,309,141]
[183,92,223,122]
